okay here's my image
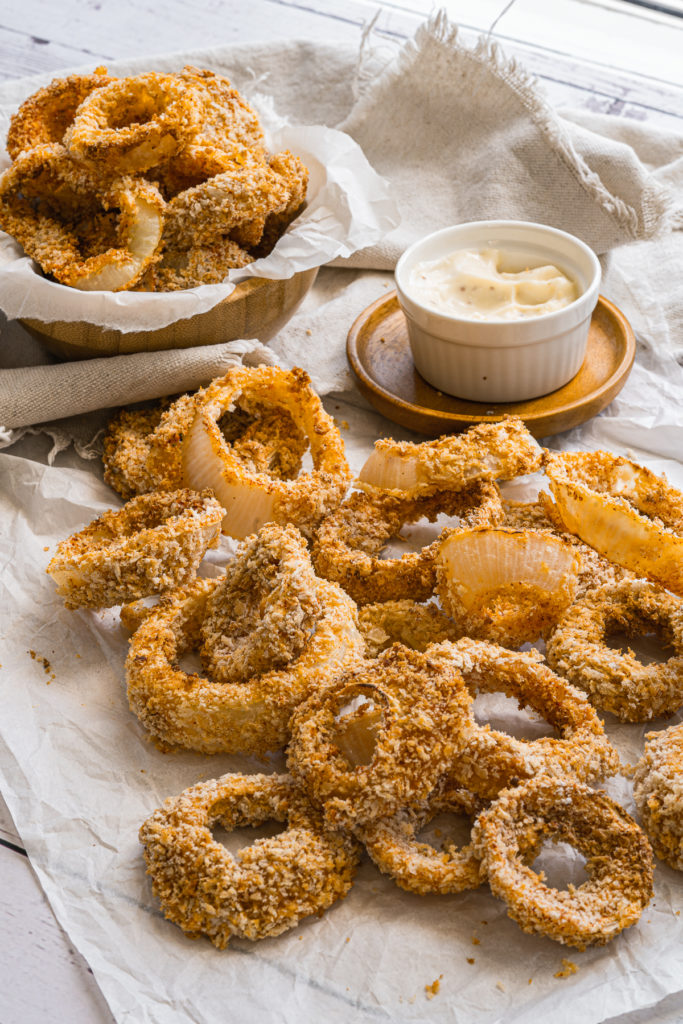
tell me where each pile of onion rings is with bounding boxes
[2,66,308,290]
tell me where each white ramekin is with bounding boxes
[395,221,601,403]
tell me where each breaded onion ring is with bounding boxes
[429,639,620,799]
[252,150,309,257]
[312,481,503,606]
[47,489,223,610]
[357,417,542,498]
[7,68,112,159]
[436,527,580,648]
[544,450,683,595]
[135,237,254,290]
[472,775,654,949]
[358,778,485,895]
[179,66,266,154]
[182,366,351,539]
[633,723,683,871]
[199,523,324,683]
[503,498,630,598]
[126,533,363,755]
[0,143,164,290]
[65,72,199,173]
[358,600,462,658]
[546,580,683,722]
[139,772,360,946]
[286,644,474,830]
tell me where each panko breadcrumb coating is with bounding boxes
[139,772,361,946]
[7,68,112,158]
[472,775,654,949]
[47,489,223,609]
[546,580,683,722]
[358,600,462,658]
[312,481,503,606]
[633,723,683,870]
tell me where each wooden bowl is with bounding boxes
[20,269,319,360]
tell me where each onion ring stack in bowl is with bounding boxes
[47,489,224,609]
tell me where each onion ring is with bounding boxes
[312,481,503,606]
[633,723,683,871]
[0,143,164,290]
[357,417,542,498]
[135,237,253,290]
[546,580,683,722]
[286,644,474,829]
[252,150,309,257]
[182,366,351,539]
[543,450,683,595]
[357,778,486,895]
[65,72,199,173]
[7,68,112,159]
[139,772,360,946]
[471,775,654,949]
[428,639,620,799]
[179,66,266,153]
[436,527,580,648]
[358,600,462,658]
[102,394,198,500]
[47,489,223,610]
[126,530,363,755]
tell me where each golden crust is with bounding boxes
[633,723,683,870]
[139,772,360,946]
[7,68,112,159]
[544,450,683,594]
[287,643,474,830]
[47,489,223,610]
[428,639,621,799]
[546,580,683,722]
[436,527,580,648]
[179,67,266,154]
[312,481,503,606]
[126,527,364,755]
[358,600,462,658]
[358,778,486,895]
[135,237,254,290]
[472,775,654,949]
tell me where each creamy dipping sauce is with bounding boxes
[408,248,579,320]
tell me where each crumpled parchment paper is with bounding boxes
[1,401,682,1024]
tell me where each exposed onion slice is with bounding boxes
[182,366,350,539]
[357,417,542,497]
[436,526,580,647]
[544,450,683,594]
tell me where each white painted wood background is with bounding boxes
[1,1,682,1022]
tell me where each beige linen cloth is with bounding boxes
[1,13,682,452]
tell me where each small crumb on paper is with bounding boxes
[554,959,578,979]
[425,975,442,1000]
[471,937,480,945]
[467,958,475,965]
[496,982,505,992]
[28,649,56,683]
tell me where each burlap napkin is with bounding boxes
[1,13,681,441]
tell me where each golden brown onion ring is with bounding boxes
[312,481,503,606]
[182,366,351,539]
[286,644,474,830]
[126,535,363,755]
[47,489,223,610]
[546,580,683,722]
[65,71,199,173]
[633,722,683,871]
[135,237,254,290]
[471,775,654,949]
[139,772,360,946]
[7,68,112,159]
[358,778,485,895]
[0,143,164,290]
[436,527,580,648]
[428,639,620,799]
[357,417,542,498]
[358,600,462,658]
[544,450,683,594]
[179,66,266,154]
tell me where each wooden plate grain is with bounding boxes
[20,269,319,360]
[347,292,635,438]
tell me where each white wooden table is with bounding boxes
[1,2,682,1021]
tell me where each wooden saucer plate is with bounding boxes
[347,292,635,439]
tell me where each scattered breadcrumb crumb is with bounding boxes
[467,958,475,965]
[554,959,578,979]
[472,937,480,945]
[496,981,505,992]
[345,936,350,943]
[28,649,56,682]
[43,546,49,551]
[425,976,442,1000]
[528,978,533,985]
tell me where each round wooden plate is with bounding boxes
[20,269,319,360]
[347,292,635,438]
